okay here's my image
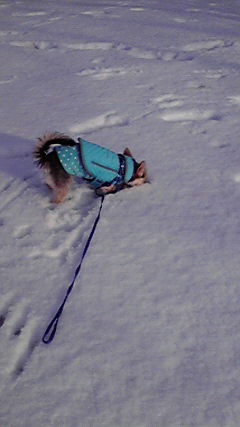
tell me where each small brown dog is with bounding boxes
[34,133,147,203]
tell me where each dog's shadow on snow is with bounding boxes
[0,133,37,183]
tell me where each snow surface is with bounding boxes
[1,0,240,426]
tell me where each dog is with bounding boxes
[33,132,147,203]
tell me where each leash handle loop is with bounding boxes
[42,196,104,344]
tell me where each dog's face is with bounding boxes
[123,148,147,187]
[96,148,147,196]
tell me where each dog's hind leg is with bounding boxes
[52,180,72,203]
[46,173,73,203]
[47,166,73,203]
[45,173,56,190]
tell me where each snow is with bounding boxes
[1,0,240,425]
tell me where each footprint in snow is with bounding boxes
[7,36,195,65]
[183,39,233,52]
[228,95,240,106]
[10,40,57,50]
[76,66,140,81]
[63,41,114,51]
[79,9,105,17]
[13,224,32,240]
[0,75,18,85]
[129,8,145,12]
[186,69,227,89]
[0,30,19,37]
[150,93,220,123]
[206,70,227,79]
[159,109,220,122]
[9,40,113,52]
[187,81,206,89]
[29,188,98,260]
[0,294,40,379]
[233,174,240,184]
[12,11,47,17]
[152,94,185,109]
[69,111,128,134]
[122,45,161,60]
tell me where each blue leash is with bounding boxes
[42,195,105,344]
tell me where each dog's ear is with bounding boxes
[123,147,133,157]
[127,160,147,187]
[136,161,146,178]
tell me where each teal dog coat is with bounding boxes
[55,138,134,188]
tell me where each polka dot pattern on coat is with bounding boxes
[55,146,88,177]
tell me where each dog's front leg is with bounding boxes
[95,184,116,196]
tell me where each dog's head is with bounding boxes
[123,148,147,187]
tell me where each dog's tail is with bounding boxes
[33,132,76,168]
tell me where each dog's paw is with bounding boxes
[95,184,116,196]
